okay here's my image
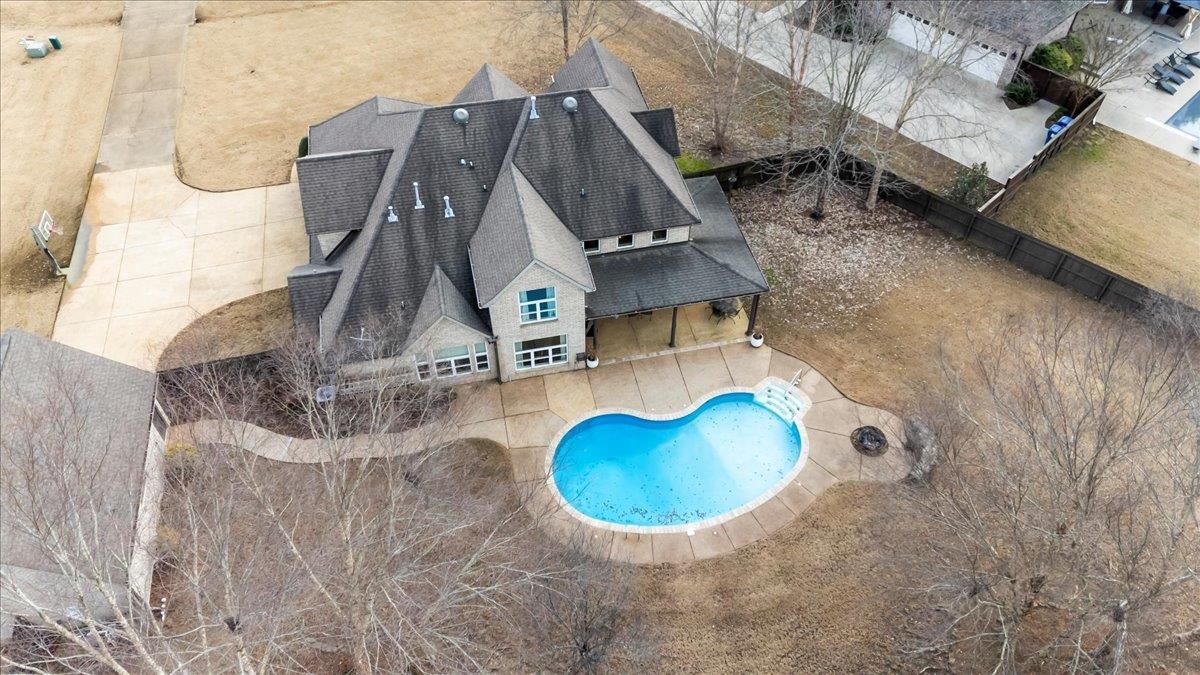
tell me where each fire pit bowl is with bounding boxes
[851,426,888,457]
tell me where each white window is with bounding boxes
[434,345,474,377]
[473,342,490,372]
[414,356,432,381]
[519,287,557,323]
[515,335,568,371]
[582,239,600,254]
[651,229,668,243]
[616,234,634,248]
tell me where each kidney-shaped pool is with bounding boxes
[549,392,806,530]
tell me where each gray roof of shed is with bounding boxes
[452,64,528,104]
[585,177,768,317]
[0,329,156,633]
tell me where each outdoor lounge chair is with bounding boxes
[1152,63,1186,86]
[1166,55,1194,78]
[1178,50,1200,69]
[1147,74,1178,95]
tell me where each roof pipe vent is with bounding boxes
[386,205,399,223]
[412,182,424,210]
[443,196,455,219]
[452,108,470,125]
[562,96,579,114]
[529,95,540,120]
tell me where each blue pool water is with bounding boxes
[1166,90,1200,137]
[551,392,803,527]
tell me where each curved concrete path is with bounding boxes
[168,343,910,564]
[52,0,308,370]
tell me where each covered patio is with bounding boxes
[589,299,754,362]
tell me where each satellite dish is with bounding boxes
[315,385,337,404]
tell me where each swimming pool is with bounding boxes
[549,390,807,532]
[1166,90,1200,137]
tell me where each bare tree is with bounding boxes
[4,325,649,673]
[515,0,637,64]
[908,306,1200,673]
[664,0,768,156]
[760,0,829,158]
[862,0,990,210]
[1070,14,1150,98]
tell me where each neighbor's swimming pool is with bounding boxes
[549,392,804,530]
[1166,90,1200,137]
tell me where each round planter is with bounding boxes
[585,356,599,369]
[749,333,765,348]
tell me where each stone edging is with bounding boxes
[543,377,814,535]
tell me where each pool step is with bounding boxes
[754,381,809,423]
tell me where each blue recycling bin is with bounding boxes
[1045,115,1074,144]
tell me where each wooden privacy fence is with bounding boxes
[979,62,1105,216]
[687,149,1190,317]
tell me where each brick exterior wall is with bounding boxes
[486,263,588,382]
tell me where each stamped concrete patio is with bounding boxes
[450,342,910,565]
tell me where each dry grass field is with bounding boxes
[996,125,1200,301]
[0,1,122,336]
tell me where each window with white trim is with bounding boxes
[651,229,668,243]
[434,345,474,377]
[518,286,557,323]
[414,357,432,381]
[473,342,490,372]
[582,239,600,254]
[616,234,634,248]
[515,335,568,370]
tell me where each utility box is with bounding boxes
[22,39,48,58]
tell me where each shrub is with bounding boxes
[942,162,991,208]
[1005,80,1037,106]
[165,441,199,485]
[675,152,713,175]
[1044,105,1069,128]
[1031,43,1074,74]
[298,135,309,158]
[1059,34,1085,67]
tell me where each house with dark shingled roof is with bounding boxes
[287,38,768,382]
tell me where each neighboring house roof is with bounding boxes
[290,38,761,352]
[406,265,489,346]
[0,329,157,640]
[896,0,1089,46]
[585,177,769,317]
[452,63,528,104]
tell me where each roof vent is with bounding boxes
[529,95,540,120]
[443,195,455,219]
[562,96,579,114]
[412,182,424,210]
[452,108,470,125]
[580,187,587,198]
[386,205,398,223]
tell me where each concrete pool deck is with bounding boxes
[450,343,911,564]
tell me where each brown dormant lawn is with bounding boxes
[996,125,1200,301]
[0,1,122,336]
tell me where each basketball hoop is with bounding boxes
[30,210,65,276]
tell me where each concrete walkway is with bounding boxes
[173,344,909,564]
[52,0,308,370]
[641,0,1055,181]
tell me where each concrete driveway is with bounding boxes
[52,169,307,369]
[642,0,1058,181]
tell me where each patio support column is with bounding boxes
[669,306,678,348]
[745,294,760,336]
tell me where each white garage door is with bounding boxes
[887,12,1009,85]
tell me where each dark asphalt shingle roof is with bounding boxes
[895,0,1088,45]
[585,177,768,317]
[452,64,528,104]
[290,44,762,350]
[0,329,156,632]
[406,265,489,345]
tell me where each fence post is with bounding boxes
[1096,274,1115,302]
[963,212,977,240]
[921,192,932,217]
[1049,251,1067,281]
[1006,233,1022,261]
